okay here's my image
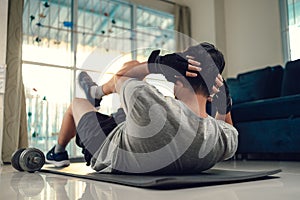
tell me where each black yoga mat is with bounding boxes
[41,163,281,189]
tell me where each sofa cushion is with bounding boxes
[227,65,283,104]
[231,94,300,123]
[281,59,300,96]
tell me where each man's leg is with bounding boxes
[56,105,76,148]
[46,98,96,167]
[57,98,97,146]
[72,98,124,166]
[71,98,97,126]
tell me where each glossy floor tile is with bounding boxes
[1,160,300,200]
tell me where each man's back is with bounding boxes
[91,79,238,174]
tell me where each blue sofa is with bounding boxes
[227,59,300,158]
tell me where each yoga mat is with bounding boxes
[41,163,281,189]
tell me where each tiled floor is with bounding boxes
[1,160,300,200]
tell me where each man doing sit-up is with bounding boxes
[45,42,238,174]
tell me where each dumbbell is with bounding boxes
[11,148,45,173]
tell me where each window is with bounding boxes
[281,0,300,61]
[22,0,175,157]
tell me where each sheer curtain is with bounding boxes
[2,0,28,162]
[174,3,192,51]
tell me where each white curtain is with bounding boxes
[2,0,28,163]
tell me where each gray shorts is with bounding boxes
[75,109,125,164]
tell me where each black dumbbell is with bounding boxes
[11,148,45,173]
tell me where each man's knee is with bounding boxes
[72,98,96,111]
[71,98,97,126]
[72,98,88,107]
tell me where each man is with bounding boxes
[46,42,238,174]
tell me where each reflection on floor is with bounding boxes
[1,160,300,200]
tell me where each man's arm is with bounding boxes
[102,59,201,95]
[102,61,149,95]
[215,112,233,125]
[210,75,233,125]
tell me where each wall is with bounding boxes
[214,0,227,76]
[174,0,283,78]
[0,0,9,165]
[224,0,283,77]
[173,0,216,43]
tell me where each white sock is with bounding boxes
[90,85,105,99]
[54,144,66,154]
